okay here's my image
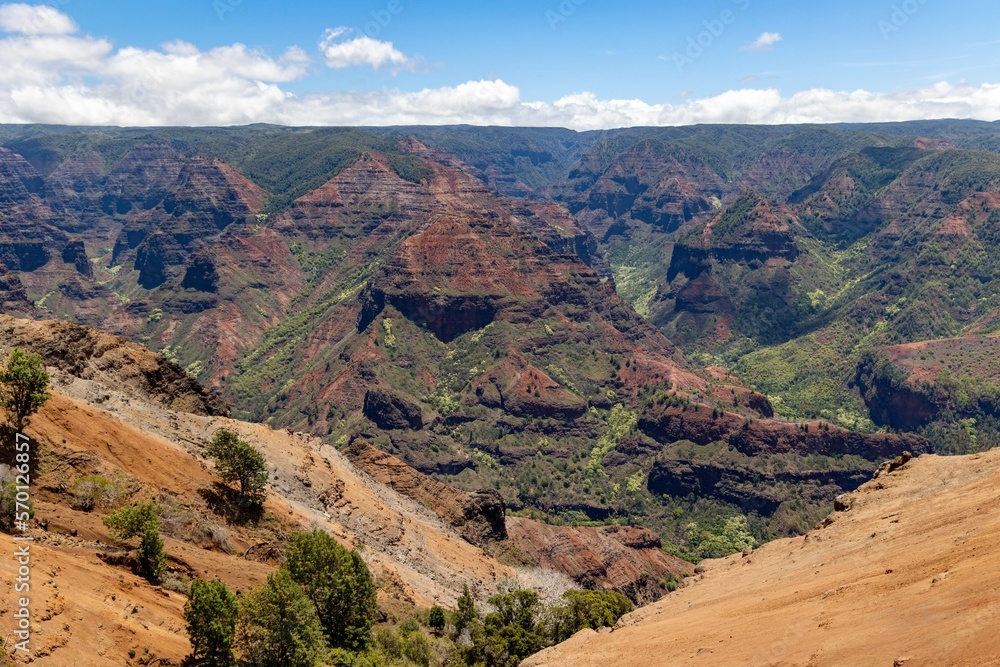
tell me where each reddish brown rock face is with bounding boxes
[0,261,35,315]
[473,352,589,420]
[343,438,507,546]
[0,314,228,416]
[0,147,68,272]
[506,517,693,605]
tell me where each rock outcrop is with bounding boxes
[344,438,507,546]
[0,314,228,416]
[855,341,1000,431]
[507,518,693,605]
[472,352,588,420]
[646,458,869,516]
[363,388,424,430]
[638,402,929,517]
[0,262,37,315]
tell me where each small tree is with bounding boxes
[206,429,268,505]
[0,349,49,434]
[185,579,238,667]
[102,501,166,582]
[428,605,446,636]
[284,529,377,652]
[453,583,478,636]
[236,569,327,667]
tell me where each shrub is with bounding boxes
[428,605,446,635]
[284,529,377,652]
[0,348,49,434]
[479,590,548,666]
[72,474,127,512]
[549,590,633,643]
[185,579,238,667]
[237,569,327,667]
[402,631,432,666]
[374,626,404,660]
[0,464,30,533]
[206,429,269,505]
[102,501,166,582]
[688,515,757,559]
[398,618,420,637]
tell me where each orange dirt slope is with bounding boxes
[525,449,1000,667]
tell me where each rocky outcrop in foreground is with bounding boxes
[0,314,228,416]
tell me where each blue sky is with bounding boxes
[0,0,998,127]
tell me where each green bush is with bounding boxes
[72,474,128,512]
[284,529,377,652]
[688,515,757,559]
[185,579,238,667]
[0,464,31,533]
[549,590,633,643]
[401,631,431,666]
[237,569,327,667]
[374,626,404,660]
[102,501,166,582]
[206,429,269,505]
[0,348,49,434]
[479,590,548,667]
[428,605,446,635]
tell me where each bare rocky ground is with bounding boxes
[524,448,1000,667]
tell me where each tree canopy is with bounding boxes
[206,429,269,505]
[0,348,49,434]
[284,529,378,652]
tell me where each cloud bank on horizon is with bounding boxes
[0,3,997,130]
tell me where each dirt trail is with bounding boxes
[525,449,1000,667]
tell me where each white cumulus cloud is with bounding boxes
[0,7,995,129]
[319,27,413,71]
[745,32,782,51]
[0,3,77,35]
